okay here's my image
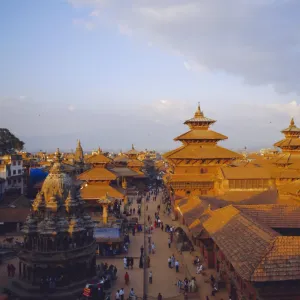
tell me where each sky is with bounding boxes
[1,0,300,153]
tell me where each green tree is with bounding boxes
[0,128,25,155]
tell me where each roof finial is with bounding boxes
[194,102,203,117]
[290,117,295,127]
[132,144,134,150]
[55,148,62,162]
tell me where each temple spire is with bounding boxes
[55,148,62,162]
[75,139,84,163]
[290,117,295,127]
[132,144,135,150]
[194,102,204,118]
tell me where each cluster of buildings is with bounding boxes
[163,104,300,300]
[0,140,162,235]
[0,141,160,298]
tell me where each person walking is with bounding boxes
[124,257,127,269]
[149,271,153,284]
[157,293,162,300]
[125,272,129,285]
[151,242,156,254]
[115,290,120,300]
[168,238,171,248]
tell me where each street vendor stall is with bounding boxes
[94,228,124,256]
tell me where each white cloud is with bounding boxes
[118,24,132,36]
[90,10,100,17]
[68,105,76,112]
[68,0,300,94]
[265,100,300,118]
[183,61,191,71]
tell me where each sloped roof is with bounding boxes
[109,167,139,177]
[274,138,300,148]
[278,179,300,195]
[77,168,117,181]
[127,159,143,167]
[271,168,300,179]
[80,183,124,200]
[234,204,300,228]
[221,166,271,179]
[174,130,227,141]
[164,145,241,160]
[252,236,300,281]
[85,153,111,164]
[203,206,279,281]
[168,174,215,182]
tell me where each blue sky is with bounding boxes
[1,0,300,152]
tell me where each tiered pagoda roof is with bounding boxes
[85,151,111,166]
[164,103,241,162]
[274,118,300,152]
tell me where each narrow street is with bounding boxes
[108,188,228,300]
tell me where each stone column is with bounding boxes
[103,204,108,224]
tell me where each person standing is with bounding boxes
[149,271,153,284]
[157,293,162,300]
[168,257,171,268]
[168,238,171,248]
[119,288,124,300]
[175,260,179,272]
[124,257,127,269]
[115,290,120,300]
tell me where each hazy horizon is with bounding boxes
[1,1,300,153]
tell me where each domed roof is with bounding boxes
[41,149,72,205]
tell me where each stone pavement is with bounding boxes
[97,198,145,299]
[146,191,229,300]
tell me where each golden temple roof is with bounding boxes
[85,153,111,164]
[274,138,300,148]
[184,103,216,126]
[174,129,228,141]
[77,168,117,181]
[127,159,143,167]
[221,166,271,179]
[164,144,242,160]
[126,144,139,156]
[281,118,300,133]
[80,183,124,200]
[168,173,215,182]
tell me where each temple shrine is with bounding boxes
[163,104,241,197]
[10,149,96,299]
[272,118,300,169]
[78,149,124,219]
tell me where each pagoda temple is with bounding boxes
[163,104,242,197]
[78,149,124,218]
[11,149,96,299]
[273,118,300,168]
